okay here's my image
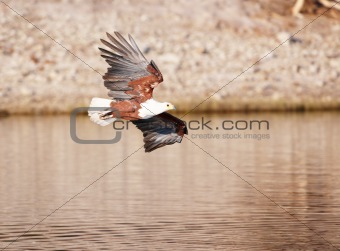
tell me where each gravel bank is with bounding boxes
[0,0,339,114]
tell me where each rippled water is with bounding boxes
[0,112,340,250]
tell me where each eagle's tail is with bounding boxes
[88,98,116,126]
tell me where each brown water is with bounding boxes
[0,113,339,250]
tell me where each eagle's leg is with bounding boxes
[100,103,136,120]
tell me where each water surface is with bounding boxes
[0,113,339,250]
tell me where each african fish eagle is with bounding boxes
[88,32,188,152]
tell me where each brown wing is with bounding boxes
[99,32,163,103]
[132,112,188,152]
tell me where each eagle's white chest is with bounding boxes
[138,99,165,119]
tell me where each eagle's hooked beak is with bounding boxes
[172,105,176,110]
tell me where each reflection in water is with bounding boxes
[0,113,339,250]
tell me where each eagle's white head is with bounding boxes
[138,99,176,119]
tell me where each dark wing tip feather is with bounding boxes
[114,32,138,55]
[128,34,148,61]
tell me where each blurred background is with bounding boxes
[0,0,339,114]
[1,0,340,250]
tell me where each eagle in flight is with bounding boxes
[88,32,188,152]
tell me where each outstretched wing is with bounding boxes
[99,32,163,103]
[132,112,188,152]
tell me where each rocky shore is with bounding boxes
[0,0,339,115]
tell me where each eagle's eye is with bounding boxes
[167,104,170,107]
